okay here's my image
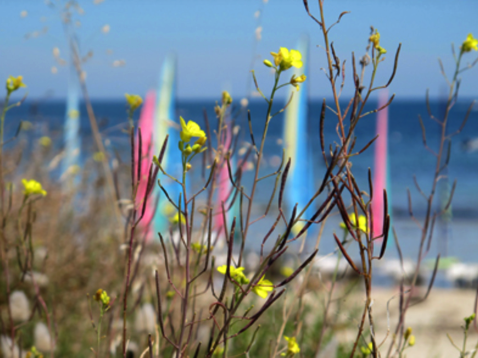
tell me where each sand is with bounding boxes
[339,287,478,357]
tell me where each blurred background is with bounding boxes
[0,0,478,279]
[1,0,478,100]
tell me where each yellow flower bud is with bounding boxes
[222,91,233,105]
[183,145,193,156]
[101,291,110,306]
[191,136,207,153]
[170,212,186,225]
[191,144,201,152]
[270,51,282,67]
[408,335,415,346]
[377,46,387,55]
[404,327,412,340]
[263,59,273,68]
[195,136,207,147]
[214,105,221,117]
[369,30,380,49]
[185,163,192,172]
[166,290,175,299]
[94,289,103,302]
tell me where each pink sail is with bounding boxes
[213,122,233,241]
[135,90,156,235]
[372,89,389,239]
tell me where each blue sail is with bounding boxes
[283,36,313,222]
[153,54,183,236]
[62,59,81,189]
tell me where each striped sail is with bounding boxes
[153,54,182,237]
[372,89,391,239]
[213,120,237,244]
[62,59,81,189]
[283,36,313,222]
[135,90,156,237]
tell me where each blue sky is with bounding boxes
[0,0,477,101]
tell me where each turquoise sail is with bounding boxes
[62,59,81,189]
[153,54,182,236]
[283,36,312,222]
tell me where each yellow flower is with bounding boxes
[68,109,79,119]
[270,47,303,71]
[191,242,208,254]
[95,289,110,308]
[26,347,42,358]
[291,74,307,85]
[290,74,307,91]
[6,75,26,93]
[124,93,143,112]
[369,30,380,49]
[462,33,478,53]
[166,290,175,299]
[217,265,250,285]
[291,221,306,236]
[212,346,224,357]
[281,266,294,277]
[170,212,186,225]
[339,213,368,233]
[179,117,206,142]
[22,179,47,197]
[361,342,373,356]
[93,151,105,162]
[281,336,300,356]
[252,275,274,298]
[38,136,52,147]
[21,121,32,131]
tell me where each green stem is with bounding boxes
[0,94,10,151]
[0,93,10,215]
[97,310,104,357]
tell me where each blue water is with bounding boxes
[4,98,478,265]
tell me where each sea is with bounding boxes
[4,98,478,286]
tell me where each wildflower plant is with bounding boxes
[144,40,318,357]
[91,289,111,356]
[281,336,300,356]
[0,1,476,358]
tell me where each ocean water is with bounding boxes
[4,98,478,267]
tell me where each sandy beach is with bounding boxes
[336,287,478,357]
